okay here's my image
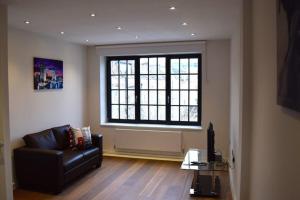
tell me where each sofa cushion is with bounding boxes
[63,149,84,172]
[80,126,92,146]
[71,127,92,150]
[67,128,76,149]
[82,147,99,160]
[23,129,58,150]
[52,125,70,150]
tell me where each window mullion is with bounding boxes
[198,56,202,125]
[188,58,190,122]
[135,58,140,121]
[156,57,158,120]
[166,56,171,123]
[126,60,128,120]
[147,58,150,120]
[179,58,181,122]
[118,60,120,120]
[107,59,112,121]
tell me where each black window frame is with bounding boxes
[106,54,202,126]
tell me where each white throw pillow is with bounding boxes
[81,126,92,145]
[71,126,92,146]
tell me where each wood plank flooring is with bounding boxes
[14,157,232,200]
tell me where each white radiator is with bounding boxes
[114,128,182,155]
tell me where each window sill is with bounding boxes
[99,122,203,131]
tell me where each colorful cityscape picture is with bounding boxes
[34,57,63,90]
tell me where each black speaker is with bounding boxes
[207,122,215,162]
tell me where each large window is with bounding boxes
[107,54,201,126]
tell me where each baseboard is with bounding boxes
[103,151,183,162]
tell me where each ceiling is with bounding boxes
[6,0,240,45]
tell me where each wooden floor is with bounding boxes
[14,157,232,200]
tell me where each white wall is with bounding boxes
[87,40,230,158]
[243,0,300,199]
[8,28,88,149]
[0,4,13,200]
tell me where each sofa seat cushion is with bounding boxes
[82,147,99,160]
[63,149,84,172]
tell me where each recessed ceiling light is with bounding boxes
[60,31,64,35]
[86,39,89,42]
[24,20,30,24]
[135,36,139,39]
[191,33,195,36]
[182,22,188,26]
[169,6,176,10]
[90,13,96,17]
[116,26,122,30]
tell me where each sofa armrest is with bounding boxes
[91,134,102,148]
[91,134,103,161]
[14,147,64,193]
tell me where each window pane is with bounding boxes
[171,106,179,121]
[128,60,135,74]
[190,91,198,105]
[111,90,119,104]
[111,105,119,119]
[180,106,189,121]
[119,75,127,89]
[180,75,189,89]
[149,75,157,89]
[108,55,200,125]
[171,59,179,74]
[111,61,118,74]
[158,57,166,74]
[158,75,165,89]
[171,75,179,89]
[111,76,119,89]
[189,106,198,122]
[140,75,148,89]
[158,90,166,105]
[141,106,148,120]
[158,106,166,120]
[149,106,157,120]
[140,58,148,74]
[128,75,135,89]
[128,105,135,120]
[190,58,198,73]
[119,60,127,74]
[149,90,157,105]
[120,90,127,104]
[180,59,189,74]
[120,105,127,119]
[128,90,135,104]
[140,90,148,104]
[180,91,189,105]
[190,75,198,89]
[149,58,157,74]
[171,90,179,105]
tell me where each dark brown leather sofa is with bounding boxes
[14,125,103,194]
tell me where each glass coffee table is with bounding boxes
[181,149,228,197]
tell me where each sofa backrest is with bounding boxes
[23,129,58,150]
[52,124,70,150]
